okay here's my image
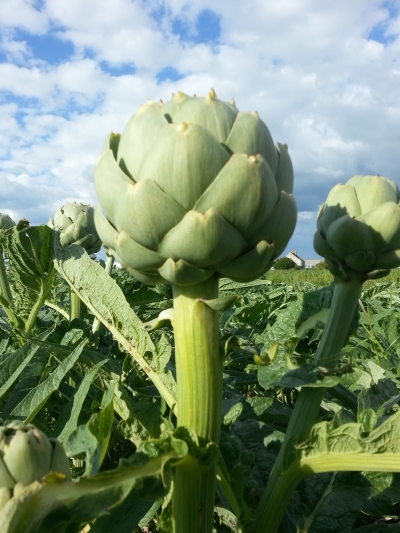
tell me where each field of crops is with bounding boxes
[0,223,399,532]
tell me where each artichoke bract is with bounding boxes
[94,89,297,285]
[314,175,400,279]
[48,202,102,254]
[0,423,71,509]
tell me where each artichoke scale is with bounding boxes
[357,201,400,254]
[322,184,362,236]
[251,191,297,256]
[158,208,247,268]
[117,101,169,179]
[94,147,134,226]
[275,143,294,194]
[353,175,399,213]
[136,122,230,211]
[112,179,187,251]
[116,230,165,271]
[218,240,275,282]
[169,90,238,143]
[374,248,400,269]
[158,258,215,286]
[325,214,376,259]
[194,153,278,242]
[225,111,278,174]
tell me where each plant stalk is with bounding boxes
[253,280,362,533]
[69,289,86,322]
[172,277,222,533]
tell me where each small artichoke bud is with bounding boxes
[48,202,102,254]
[0,423,71,493]
[314,175,400,281]
[94,90,297,285]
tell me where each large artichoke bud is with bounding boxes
[48,202,102,254]
[314,175,400,279]
[0,423,71,510]
[94,89,297,285]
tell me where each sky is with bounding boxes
[1,0,400,260]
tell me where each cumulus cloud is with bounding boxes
[0,0,399,259]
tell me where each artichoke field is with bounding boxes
[94,89,297,285]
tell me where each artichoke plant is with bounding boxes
[0,423,71,511]
[49,203,102,321]
[48,202,102,255]
[94,89,297,533]
[314,175,400,280]
[94,89,296,285]
[254,173,400,532]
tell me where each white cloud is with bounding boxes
[0,0,48,32]
[0,0,400,258]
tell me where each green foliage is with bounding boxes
[0,223,400,531]
[314,260,328,269]
[273,257,297,270]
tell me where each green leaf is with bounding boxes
[4,340,86,423]
[0,326,54,399]
[257,285,337,389]
[52,241,176,410]
[267,364,362,390]
[54,358,109,442]
[2,225,56,333]
[200,294,242,312]
[296,472,371,533]
[215,506,244,533]
[89,493,161,533]
[65,381,115,475]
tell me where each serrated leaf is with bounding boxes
[0,327,53,399]
[55,358,109,442]
[2,225,56,333]
[4,340,86,423]
[66,382,115,475]
[52,241,176,410]
[257,285,337,389]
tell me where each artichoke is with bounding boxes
[94,89,297,285]
[48,202,102,254]
[314,175,400,278]
[0,423,71,509]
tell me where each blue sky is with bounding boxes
[1,0,400,260]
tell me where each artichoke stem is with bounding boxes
[69,289,86,322]
[253,281,362,533]
[172,276,222,533]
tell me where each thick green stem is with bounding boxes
[253,281,362,533]
[69,289,86,322]
[172,277,222,533]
